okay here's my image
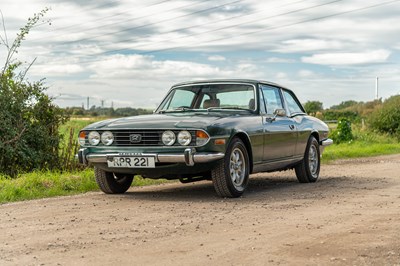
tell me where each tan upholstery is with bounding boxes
[203,99,220,109]
[248,99,255,110]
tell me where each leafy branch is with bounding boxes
[0,7,50,76]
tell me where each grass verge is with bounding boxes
[322,129,400,162]
[0,169,170,204]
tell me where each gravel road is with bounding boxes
[1,154,399,265]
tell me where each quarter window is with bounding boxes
[282,90,304,115]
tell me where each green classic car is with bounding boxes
[77,79,332,198]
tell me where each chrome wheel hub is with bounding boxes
[229,148,246,188]
[308,144,318,177]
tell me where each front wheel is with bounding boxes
[295,136,320,183]
[94,167,134,194]
[212,137,250,198]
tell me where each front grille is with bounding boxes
[114,130,162,146]
[110,130,197,146]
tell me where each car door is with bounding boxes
[281,89,308,157]
[260,85,298,162]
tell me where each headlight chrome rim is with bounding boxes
[101,131,114,146]
[177,130,192,146]
[162,130,176,146]
[88,131,101,146]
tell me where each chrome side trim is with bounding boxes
[320,138,333,146]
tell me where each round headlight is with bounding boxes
[177,130,192,146]
[101,131,114,146]
[162,130,176,146]
[88,131,100,146]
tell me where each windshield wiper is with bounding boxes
[173,106,194,111]
[159,107,195,113]
[207,106,252,111]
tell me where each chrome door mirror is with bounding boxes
[266,108,287,123]
[273,108,286,117]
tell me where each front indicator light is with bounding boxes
[196,130,209,146]
[178,130,192,146]
[214,139,226,145]
[162,130,176,146]
[101,131,114,146]
[78,131,86,146]
[88,131,100,146]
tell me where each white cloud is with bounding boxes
[3,0,400,109]
[297,70,316,78]
[266,57,295,63]
[207,55,226,61]
[301,50,391,66]
[275,72,288,79]
[30,64,84,76]
[273,39,345,53]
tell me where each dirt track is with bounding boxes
[1,154,400,265]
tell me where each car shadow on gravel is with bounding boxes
[117,172,393,202]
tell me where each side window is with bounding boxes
[282,90,304,115]
[261,85,284,115]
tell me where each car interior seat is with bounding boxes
[203,99,220,109]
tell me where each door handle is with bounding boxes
[289,125,295,130]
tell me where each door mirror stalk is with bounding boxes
[266,109,286,123]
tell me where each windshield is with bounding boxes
[157,84,256,113]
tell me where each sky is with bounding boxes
[1,0,400,110]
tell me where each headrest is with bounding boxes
[203,99,220,109]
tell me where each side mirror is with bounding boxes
[266,108,286,123]
[273,108,286,117]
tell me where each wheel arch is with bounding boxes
[310,131,320,142]
[231,131,253,174]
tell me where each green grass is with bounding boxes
[0,169,97,204]
[323,129,400,162]
[0,169,171,204]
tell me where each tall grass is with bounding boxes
[58,118,99,171]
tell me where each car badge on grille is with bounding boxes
[129,134,142,143]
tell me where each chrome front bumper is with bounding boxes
[320,138,333,146]
[77,148,225,167]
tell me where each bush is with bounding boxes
[369,95,400,140]
[323,110,360,122]
[0,9,68,177]
[330,118,353,144]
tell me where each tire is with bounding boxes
[212,137,250,198]
[94,167,134,194]
[295,136,320,183]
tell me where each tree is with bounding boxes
[330,100,358,110]
[303,101,323,115]
[0,9,68,177]
[369,95,400,140]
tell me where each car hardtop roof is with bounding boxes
[171,79,290,90]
